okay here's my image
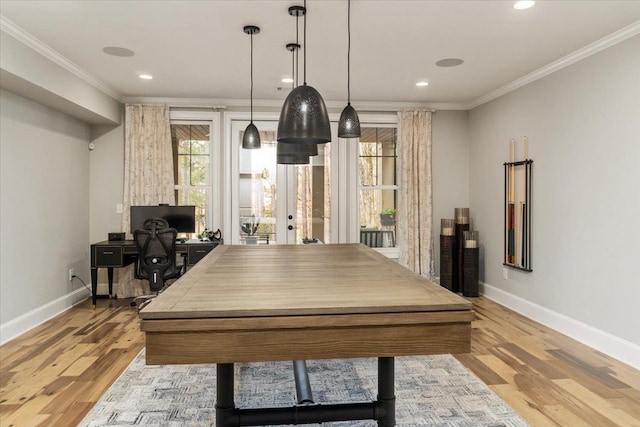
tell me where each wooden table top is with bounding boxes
[140,244,473,364]
[140,243,471,320]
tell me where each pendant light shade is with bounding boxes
[338,103,361,138]
[277,84,331,144]
[277,0,331,146]
[242,25,261,149]
[337,0,361,138]
[242,122,260,149]
[277,30,314,165]
[277,141,311,165]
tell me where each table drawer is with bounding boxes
[188,245,214,265]
[95,247,122,266]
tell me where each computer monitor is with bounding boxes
[130,205,196,234]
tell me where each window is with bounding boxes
[359,127,397,248]
[171,123,211,236]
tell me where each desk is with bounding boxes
[90,239,222,306]
[139,244,472,426]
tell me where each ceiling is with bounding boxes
[1,1,639,109]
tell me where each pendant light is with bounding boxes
[242,25,261,149]
[277,5,318,165]
[277,0,331,146]
[277,40,313,165]
[338,0,361,138]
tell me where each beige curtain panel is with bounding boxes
[397,109,435,278]
[117,104,175,298]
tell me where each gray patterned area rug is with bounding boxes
[79,350,528,427]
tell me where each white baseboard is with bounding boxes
[481,282,640,370]
[0,287,91,346]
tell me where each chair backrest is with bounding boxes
[133,218,180,292]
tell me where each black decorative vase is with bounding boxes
[439,219,455,291]
[452,208,469,293]
[440,235,455,291]
[463,248,479,297]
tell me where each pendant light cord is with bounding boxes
[303,0,307,85]
[291,47,295,90]
[347,0,351,105]
[296,14,300,87]
[250,31,254,122]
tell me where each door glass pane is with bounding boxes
[239,131,277,244]
[293,143,331,244]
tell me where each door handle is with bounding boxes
[288,225,295,230]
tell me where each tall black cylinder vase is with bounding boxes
[439,219,455,291]
[463,231,479,297]
[463,248,480,297]
[452,208,469,293]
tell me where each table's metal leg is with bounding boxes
[293,360,314,405]
[215,359,394,426]
[216,363,238,427]
[377,357,396,426]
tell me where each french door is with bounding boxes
[230,120,337,245]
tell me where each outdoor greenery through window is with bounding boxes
[359,127,397,248]
[171,124,211,236]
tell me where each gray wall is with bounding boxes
[0,31,121,125]
[468,35,640,345]
[0,89,91,324]
[432,110,470,276]
[90,121,125,243]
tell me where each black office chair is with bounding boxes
[132,218,183,308]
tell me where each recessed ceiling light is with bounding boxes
[513,1,535,10]
[281,77,294,84]
[139,74,153,80]
[436,58,464,67]
[103,46,135,57]
[416,81,429,87]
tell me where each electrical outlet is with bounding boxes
[69,268,75,281]
[502,267,508,280]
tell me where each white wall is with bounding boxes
[0,89,91,337]
[468,35,640,347]
[432,110,470,276]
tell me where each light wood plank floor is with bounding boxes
[1,296,638,426]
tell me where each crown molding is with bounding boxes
[0,15,123,102]
[122,96,465,112]
[466,20,640,110]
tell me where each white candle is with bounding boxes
[466,240,477,248]
[442,227,454,236]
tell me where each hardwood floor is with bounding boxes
[1,296,638,426]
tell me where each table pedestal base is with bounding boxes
[216,357,396,427]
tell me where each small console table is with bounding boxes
[90,239,222,306]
